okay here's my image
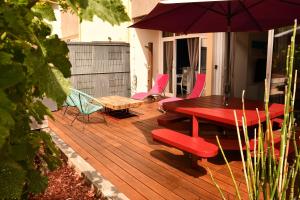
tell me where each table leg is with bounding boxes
[192,115,199,137]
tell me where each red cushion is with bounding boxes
[152,129,218,158]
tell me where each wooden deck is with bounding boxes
[49,101,248,200]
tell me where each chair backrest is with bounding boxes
[68,88,103,114]
[187,73,206,99]
[149,74,169,94]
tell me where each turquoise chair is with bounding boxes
[63,94,77,115]
[67,88,106,125]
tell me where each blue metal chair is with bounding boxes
[66,88,106,125]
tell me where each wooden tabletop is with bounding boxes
[163,95,285,127]
[95,96,143,110]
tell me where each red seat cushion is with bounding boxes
[152,129,218,158]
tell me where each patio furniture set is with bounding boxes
[64,72,286,167]
[64,74,170,123]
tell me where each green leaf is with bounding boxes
[10,143,30,161]
[27,170,48,194]
[43,68,70,106]
[42,35,72,78]
[0,160,26,199]
[40,131,61,156]
[7,0,29,6]
[0,64,25,89]
[30,100,53,124]
[80,0,130,25]
[0,126,10,148]
[0,51,13,65]
[32,3,56,21]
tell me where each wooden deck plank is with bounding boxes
[54,113,221,200]
[50,118,166,200]
[48,120,146,200]
[49,102,248,200]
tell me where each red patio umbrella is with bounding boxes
[131,0,300,104]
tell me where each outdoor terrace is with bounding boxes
[49,101,248,200]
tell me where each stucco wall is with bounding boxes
[79,0,131,42]
[130,28,160,94]
[79,17,130,42]
[131,0,159,18]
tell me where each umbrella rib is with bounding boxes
[184,3,217,33]
[231,0,264,16]
[195,3,227,16]
[238,1,263,31]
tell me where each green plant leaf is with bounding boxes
[81,0,130,24]
[0,65,25,89]
[0,51,13,65]
[0,160,26,199]
[27,170,48,194]
[44,68,70,106]
[32,3,56,21]
[0,125,10,148]
[42,35,72,78]
[10,142,32,161]
[30,100,53,124]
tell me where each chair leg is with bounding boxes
[181,84,183,96]
[102,113,107,125]
[71,113,80,125]
[87,114,90,122]
[63,106,69,115]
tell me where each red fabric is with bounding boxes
[131,74,169,100]
[149,74,169,94]
[131,0,300,33]
[187,73,206,99]
[158,73,205,107]
[152,129,218,158]
[163,95,285,127]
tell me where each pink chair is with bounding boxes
[131,74,169,100]
[158,73,206,109]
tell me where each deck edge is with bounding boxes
[45,128,129,200]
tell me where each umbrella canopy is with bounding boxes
[131,0,300,33]
[131,0,300,102]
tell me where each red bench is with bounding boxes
[152,129,219,158]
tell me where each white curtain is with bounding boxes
[187,38,199,92]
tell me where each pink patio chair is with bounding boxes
[131,74,169,100]
[158,73,206,110]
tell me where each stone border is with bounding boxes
[45,128,129,200]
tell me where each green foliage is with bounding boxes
[0,0,129,198]
[81,0,130,24]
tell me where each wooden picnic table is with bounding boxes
[163,95,285,138]
[152,95,285,163]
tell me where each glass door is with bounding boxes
[270,27,300,121]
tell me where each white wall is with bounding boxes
[79,17,130,42]
[130,28,160,94]
[51,5,62,37]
